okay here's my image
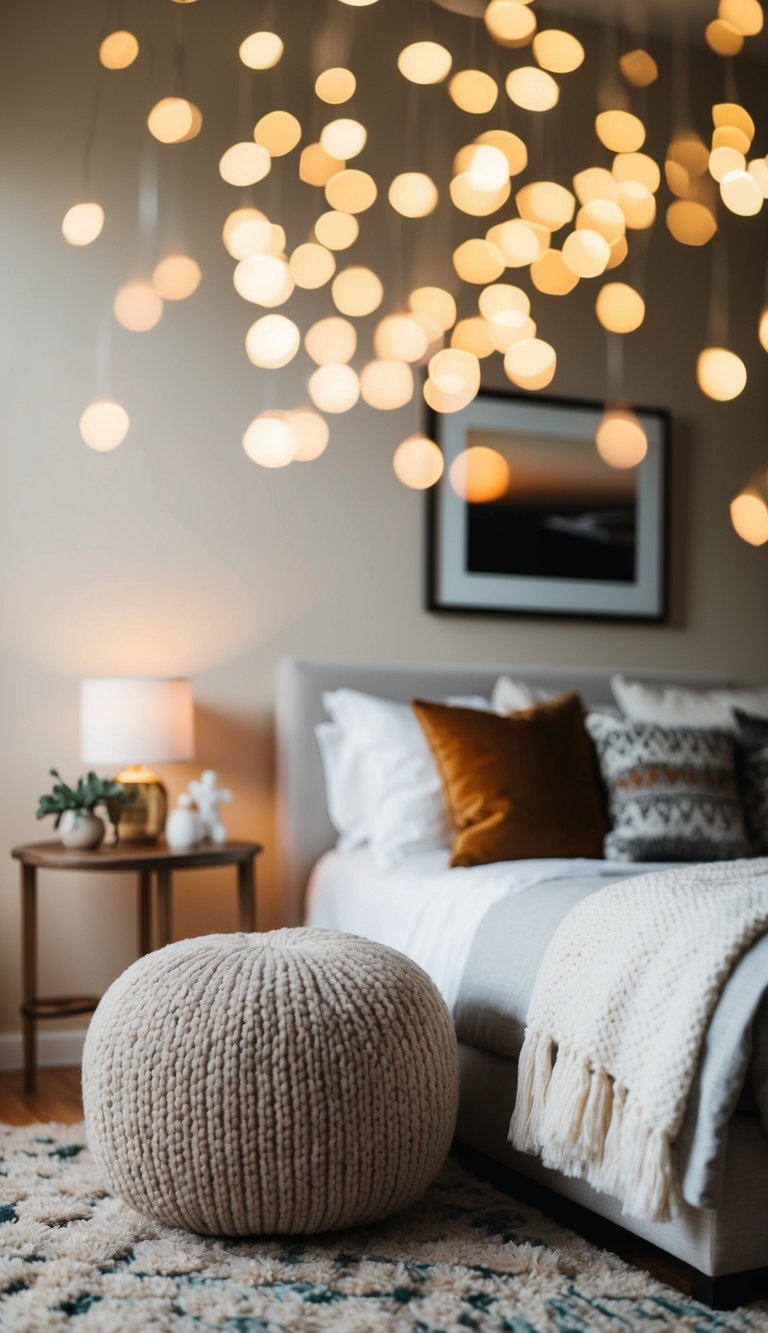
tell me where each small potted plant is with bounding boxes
[37,770,134,850]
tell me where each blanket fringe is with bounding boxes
[508,1030,680,1223]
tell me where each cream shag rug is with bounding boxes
[1,1123,767,1332]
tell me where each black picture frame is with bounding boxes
[426,388,670,623]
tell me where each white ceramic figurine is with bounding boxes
[188,770,233,844]
[166,793,203,852]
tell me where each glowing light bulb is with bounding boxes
[308,364,361,413]
[360,359,414,410]
[289,411,330,462]
[595,110,646,153]
[612,152,661,194]
[374,315,429,362]
[79,401,130,452]
[453,238,505,283]
[388,173,439,217]
[532,29,585,73]
[705,18,744,54]
[719,0,764,35]
[709,145,746,182]
[305,316,357,366]
[233,255,294,307]
[152,254,201,300]
[222,209,276,259]
[289,242,336,289]
[491,218,542,266]
[576,199,626,244]
[320,118,367,160]
[219,143,271,187]
[449,446,509,502]
[408,286,457,332]
[596,407,648,468]
[504,338,557,389]
[397,41,453,85]
[325,169,377,213]
[393,436,444,489]
[731,492,768,545]
[448,70,498,113]
[239,32,284,70]
[450,173,510,216]
[465,144,510,192]
[147,98,202,144]
[573,167,619,204]
[245,314,301,369]
[479,283,530,319]
[62,202,104,246]
[516,180,575,230]
[713,102,755,140]
[617,180,656,229]
[423,378,479,413]
[331,266,383,316]
[562,229,611,278]
[300,144,345,187]
[531,249,579,295]
[428,348,481,397]
[254,110,302,156]
[314,210,359,250]
[697,347,747,401]
[315,67,356,104]
[99,30,139,69]
[748,158,768,198]
[475,129,528,176]
[243,413,297,468]
[619,49,658,87]
[485,0,537,47]
[113,281,163,331]
[451,317,496,357]
[759,307,768,353]
[720,169,763,216]
[595,282,645,333]
[506,67,559,111]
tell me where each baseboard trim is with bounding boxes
[0,1029,85,1072]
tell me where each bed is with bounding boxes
[275,657,768,1307]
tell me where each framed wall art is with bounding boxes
[427,390,669,622]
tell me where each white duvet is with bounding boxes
[306,849,672,1011]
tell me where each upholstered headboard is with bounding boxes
[275,658,731,926]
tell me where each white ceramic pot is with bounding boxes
[59,810,105,851]
[166,807,202,852]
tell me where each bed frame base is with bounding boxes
[455,1144,768,1312]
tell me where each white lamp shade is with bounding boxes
[81,678,194,765]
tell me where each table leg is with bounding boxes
[157,867,173,947]
[237,858,256,933]
[138,870,152,956]
[21,864,37,1095]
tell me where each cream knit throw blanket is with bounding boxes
[509,858,768,1223]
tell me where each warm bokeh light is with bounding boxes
[320,118,368,160]
[233,255,294,307]
[222,209,278,259]
[476,129,528,176]
[393,435,444,489]
[314,210,359,250]
[299,143,345,187]
[449,172,510,216]
[429,348,481,397]
[709,144,747,182]
[242,414,296,468]
[62,202,104,246]
[245,314,301,369]
[491,218,543,266]
[612,152,661,194]
[697,347,748,401]
[113,281,163,331]
[99,30,139,70]
[147,98,202,144]
[388,172,439,217]
[290,411,330,462]
[596,407,648,468]
[397,41,452,84]
[152,254,201,301]
[79,401,130,452]
[517,180,575,230]
[331,265,384,316]
[720,169,762,215]
[254,110,302,156]
[423,378,479,413]
[360,359,414,409]
[305,316,357,365]
[595,282,645,333]
[619,49,658,86]
[479,283,530,319]
[617,180,656,229]
[408,286,457,333]
[595,110,646,153]
[239,32,284,70]
[308,363,361,413]
[289,242,336,289]
[448,69,498,113]
[731,491,768,545]
[573,166,619,204]
[532,29,585,73]
[759,307,768,353]
[576,199,626,243]
[453,238,505,283]
[315,67,357,104]
[531,249,579,295]
[748,159,768,197]
[325,168,378,213]
[720,0,764,35]
[449,446,510,502]
[451,317,496,357]
[504,337,557,389]
[506,67,559,111]
[485,0,537,47]
[705,18,744,54]
[219,142,271,186]
[374,314,430,362]
[562,228,611,277]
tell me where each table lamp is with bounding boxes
[80,677,194,842]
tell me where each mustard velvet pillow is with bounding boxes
[412,692,607,868]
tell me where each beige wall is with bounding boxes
[0,1,766,1044]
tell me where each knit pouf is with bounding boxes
[82,928,458,1237]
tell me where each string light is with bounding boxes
[325,168,378,212]
[147,98,202,144]
[531,249,579,295]
[448,70,498,113]
[619,49,658,86]
[245,315,301,368]
[290,411,330,462]
[374,315,429,362]
[320,118,368,160]
[152,255,202,300]
[243,413,296,468]
[506,67,559,111]
[697,347,747,400]
[449,446,509,502]
[300,144,345,187]
[254,111,302,156]
[595,283,645,333]
[360,359,414,409]
[289,243,336,289]
[113,281,163,331]
[331,266,384,316]
[484,0,537,48]
[532,30,585,73]
[596,407,648,468]
[397,41,452,85]
[388,172,439,217]
[504,338,557,389]
[219,143,271,187]
[731,488,768,545]
[305,317,357,365]
[308,363,361,413]
[99,31,139,69]
[314,210,359,250]
[595,111,646,153]
[79,401,130,451]
[233,255,294,306]
[62,202,104,246]
[393,436,444,489]
[315,68,356,104]
[239,32,284,70]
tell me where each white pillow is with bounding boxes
[316,688,489,867]
[611,674,768,732]
[491,676,551,713]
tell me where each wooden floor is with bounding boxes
[0,1066,84,1125]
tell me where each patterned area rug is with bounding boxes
[1,1123,767,1331]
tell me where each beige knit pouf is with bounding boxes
[82,928,458,1237]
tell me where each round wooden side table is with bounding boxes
[10,839,263,1093]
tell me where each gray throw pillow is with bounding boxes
[734,709,768,854]
[586,713,750,862]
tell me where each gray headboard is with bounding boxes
[275,658,731,926]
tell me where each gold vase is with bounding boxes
[109,765,167,843]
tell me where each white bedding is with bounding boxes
[305,849,673,1011]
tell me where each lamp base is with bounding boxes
[109,766,168,843]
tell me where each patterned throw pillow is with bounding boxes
[734,709,768,854]
[586,713,750,862]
